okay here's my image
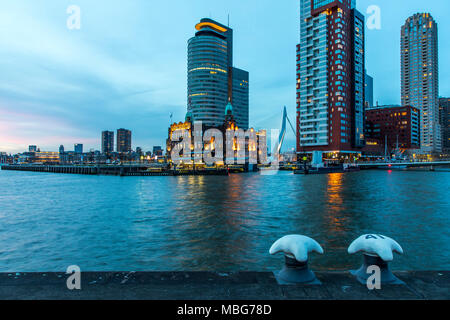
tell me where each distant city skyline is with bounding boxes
[0,0,449,154]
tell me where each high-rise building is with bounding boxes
[117,129,132,153]
[59,145,65,154]
[439,98,450,153]
[401,13,440,153]
[187,18,249,130]
[102,131,114,154]
[365,71,373,108]
[74,144,83,154]
[0,152,9,164]
[153,146,163,157]
[29,145,37,152]
[296,0,365,154]
[231,67,249,129]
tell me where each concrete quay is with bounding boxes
[0,271,448,300]
[0,164,229,176]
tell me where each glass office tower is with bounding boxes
[188,18,249,130]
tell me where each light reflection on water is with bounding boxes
[0,169,449,272]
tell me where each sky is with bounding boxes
[0,0,449,154]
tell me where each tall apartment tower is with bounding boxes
[401,13,441,153]
[296,0,365,153]
[188,18,249,130]
[117,129,132,153]
[102,131,114,154]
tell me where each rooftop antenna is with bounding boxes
[228,14,230,27]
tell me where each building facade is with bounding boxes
[117,129,132,153]
[296,0,365,155]
[74,144,83,154]
[187,18,249,130]
[102,131,114,154]
[365,105,420,153]
[167,104,265,168]
[440,98,450,153]
[0,152,10,164]
[401,13,440,153]
[365,72,373,108]
[153,146,163,157]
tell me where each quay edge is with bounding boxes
[0,271,448,300]
[0,164,230,176]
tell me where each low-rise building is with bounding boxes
[440,98,450,154]
[33,152,60,164]
[167,102,266,169]
[364,105,420,155]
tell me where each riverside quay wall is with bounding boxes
[0,164,230,176]
[0,271,448,300]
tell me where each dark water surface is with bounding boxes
[0,169,449,272]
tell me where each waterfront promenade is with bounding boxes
[0,271,448,300]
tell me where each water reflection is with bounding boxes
[0,170,449,272]
[162,175,256,270]
[327,173,344,209]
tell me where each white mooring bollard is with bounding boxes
[348,234,405,285]
[270,235,324,285]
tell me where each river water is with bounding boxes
[0,169,449,272]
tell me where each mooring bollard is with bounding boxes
[348,234,404,285]
[270,235,324,285]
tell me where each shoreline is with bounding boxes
[0,164,232,176]
[2,163,450,176]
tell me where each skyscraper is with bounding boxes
[102,131,114,154]
[401,13,440,153]
[117,129,132,153]
[187,18,249,130]
[74,144,83,154]
[296,0,365,154]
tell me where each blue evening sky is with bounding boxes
[0,0,449,154]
